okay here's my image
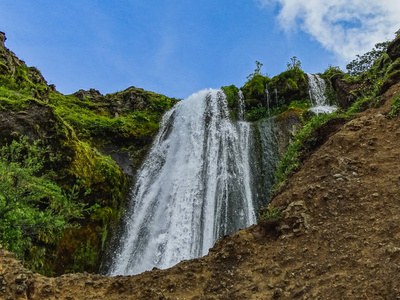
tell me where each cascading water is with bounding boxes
[109,89,257,276]
[238,90,245,120]
[306,73,336,114]
[274,88,278,106]
[265,84,270,117]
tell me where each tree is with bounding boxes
[346,42,390,76]
[286,56,302,71]
[247,61,264,79]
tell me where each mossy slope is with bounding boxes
[0,32,178,275]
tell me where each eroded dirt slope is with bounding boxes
[1,83,400,299]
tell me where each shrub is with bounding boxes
[387,95,400,118]
[259,207,282,222]
[0,137,91,274]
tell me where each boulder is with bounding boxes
[331,74,360,108]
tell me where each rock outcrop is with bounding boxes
[387,35,400,61]
[330,74,360,108]
[0,31,6,47]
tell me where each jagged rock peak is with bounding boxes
[72,88,104,102]
[0,31,6,47]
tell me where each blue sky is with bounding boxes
[1,0,399,99]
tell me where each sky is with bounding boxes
[1,1,399,99]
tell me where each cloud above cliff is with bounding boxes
[257,0,400,62]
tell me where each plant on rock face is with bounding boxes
[247,60,265,80]
[287,56,302,72]
[387,95,400,118]
[259,207,282,222]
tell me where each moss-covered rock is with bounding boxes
[268,69,308,106]
[0,32,178,276]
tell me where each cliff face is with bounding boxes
[0,72,399,300]
[0,32,178,276]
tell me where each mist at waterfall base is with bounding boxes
[108,75,334,276]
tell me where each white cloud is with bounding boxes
[258,0,400,63]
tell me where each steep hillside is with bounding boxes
[1,61,400,300]
[0,31,178,275]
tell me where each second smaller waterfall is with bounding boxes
[306,73,336,114]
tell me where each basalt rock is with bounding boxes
[387,35,400,61]
[72,88,104,102]
[331,74,360,109]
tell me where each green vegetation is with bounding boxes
[387,95,400,118]
[229,58,312,122]
[0,137,93,275]
[272,112,340,192]
[258,207,282,222]
[0,45,179,275]
[48,88,178,146]
[346,42,390,76]
[221,85,240,120]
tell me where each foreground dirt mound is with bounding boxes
[1,83,400,299]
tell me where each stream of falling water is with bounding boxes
[109,89,257,275]
[306,73,337,114]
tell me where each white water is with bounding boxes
[265,84,270,116]
[306,73,337,114]
[109,89,256,275]
[238,90,245,120]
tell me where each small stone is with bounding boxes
[16,283,27,294]
[273,288,283,298]
[333,174,343,178]
[279,225,290,230]
[372,193,379,197]
[15,274,27,285]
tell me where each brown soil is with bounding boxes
[1,82,400,300]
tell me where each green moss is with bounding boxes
[321,66,345,80]
[0,86,33,110]
[221,85,239,108]
[241,74,270,108]
[267,69,308,106]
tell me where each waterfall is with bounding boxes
[238,90,245,120]
[306,73,336,114]
[274,88,278,107]
[265,84,270,117]
[109,89,257,276]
